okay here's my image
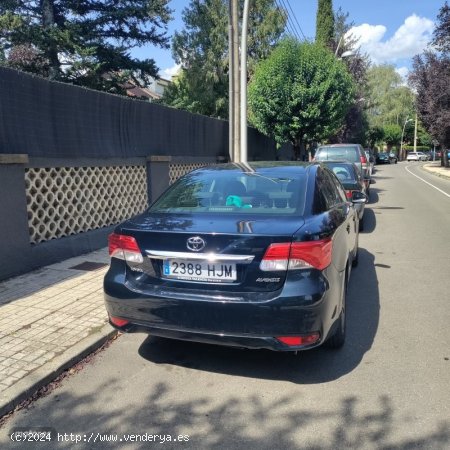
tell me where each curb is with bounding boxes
[0,324,117,418]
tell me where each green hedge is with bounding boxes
[403,145,430,152]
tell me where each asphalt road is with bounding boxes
[1,162,450,450]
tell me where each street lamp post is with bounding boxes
[240,0,250,163]
[400,118,413,161]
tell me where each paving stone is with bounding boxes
[0,248,111,396]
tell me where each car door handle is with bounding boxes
[346,224,350,234]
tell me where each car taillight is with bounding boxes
[260,239,332,271]
[360,155,367,164]
[276,333,320,346]
[109,316,130,327]
[108,233,143,264]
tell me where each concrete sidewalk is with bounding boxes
[0,160,448,419]
[422,161,450,180]
[0,248,115,417]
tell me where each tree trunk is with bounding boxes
[292,139,300,161]
[40,0,60,80]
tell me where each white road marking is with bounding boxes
[405,165,450,198]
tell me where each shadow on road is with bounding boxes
[138,248,379,385]
[1,249,449,449]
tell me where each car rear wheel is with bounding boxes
[326,276,346,349]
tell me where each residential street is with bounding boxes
[1,162,449,450]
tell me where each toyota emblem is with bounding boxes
[186,236,206,252]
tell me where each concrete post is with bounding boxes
[0,154,30,279]
[146,155,172,205]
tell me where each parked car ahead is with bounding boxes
[406,152,428,161]
[322,161,368,231]
[314,144,370,185]
[104,162,364,352]
[376,152,398,164]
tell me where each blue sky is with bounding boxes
[132,0,444,79]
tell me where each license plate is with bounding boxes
[162,259,236,283]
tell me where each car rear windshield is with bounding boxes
[323,163,358,182]
[315,146,359,162]
[149,169,307,215]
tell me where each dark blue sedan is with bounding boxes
[104,163,363,352]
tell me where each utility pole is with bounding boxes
[228,1,234,162]
[413,113,418,152]
[400,118,412,161]
[231,0,240,162]
[240,0,250,163]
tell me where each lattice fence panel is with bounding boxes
[169,163,211,185]
[25,166,148,244]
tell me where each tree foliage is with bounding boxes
[329,7,370,145]
[366,65,415,129]
[316,0,334,50]
[365,126,384,149]
[162,0,286,118]
[409,52,450,160]
[431,1,450,54]
[248,38,354,159]
[409,2,450,166]
[382,124,402,147]
[0,0,172,93]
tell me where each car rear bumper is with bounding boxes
[104,269,341,351]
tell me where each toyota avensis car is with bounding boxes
[104,162,364,352]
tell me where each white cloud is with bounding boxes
[349,14,434,64]
[396,66,409,78]
[395,66,409,85]
[160,63,181,80]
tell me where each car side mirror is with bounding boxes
[352,191,368,204]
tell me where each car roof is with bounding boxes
[318,143,360,147]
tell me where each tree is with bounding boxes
[365,126,384,150]
[366,65,415,129]
[409,52,450,166]
[432,1,450,54]
[409,2,450,167]
[316,0,334,50]
[382,124,402,152]
[0,0,172,94]
[248,38,354,159]
[329,8,370,145]
[162,0,286,118]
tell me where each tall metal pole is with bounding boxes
[228,1,234,162]
[232,0,240,162]
[240,0,250,163]
[400,118,411,161]
[413,113,418,152]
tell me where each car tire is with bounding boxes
[326,277,346,349]
[352,246,359,267]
